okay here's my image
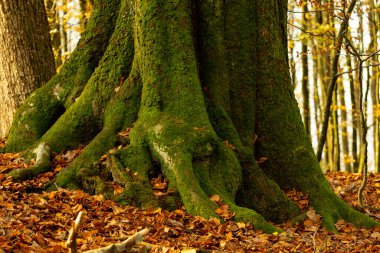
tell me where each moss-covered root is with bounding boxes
[146,135,219,219]
[48,127,120,191]
[308,183,379,233]
[107,145,158,208]
[281,149,379,232]
[232,206,281,233]
[144,124,279,232]
[5,89,65,152]
[30,1,135,153]
[49,74,142,191]
[8,143,51,181]
[192,145,283,233]
[237,160,300,223]
[193,160,281,233]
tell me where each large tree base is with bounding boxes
[4,0,378,233]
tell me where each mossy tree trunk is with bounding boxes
[4,0,378,233]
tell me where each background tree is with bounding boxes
[0,0,55,137]
[368,0,380,173]
[3,0,378,233]
[79,0,93,29]
[289,0,380,173]
[44,0,88,69]
[45,0,63,68]
[301,2,311,135]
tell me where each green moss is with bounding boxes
[52,69,141,189]
[6,87,65,152]
[8,164,50,181]
[233,206,281,233]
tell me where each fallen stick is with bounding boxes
[66,211,85,253]
[83,228,150,253]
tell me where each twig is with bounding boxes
[335,63,380,77]
[83,228,150,253]
[66,211,85,253]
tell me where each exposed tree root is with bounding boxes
[237,161,300,223]
[8,142,51,180]
[205,104,301,224]
[290,150,380,231]
[107,145,159,209]
[307,181,379,232]
[131,119,281,232]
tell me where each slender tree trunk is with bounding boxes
[45,0,63,69]
[0,0,56,137]
[58,0,69,61]
[314,5,329,165]
[368,0,379,173]
[311,39,322,144]
[316,0,357,166]
[338,78,352,172]
[79,0,93,30]
[302,3,310,135]
[356,6,365,173]
[288,2,297,90]
[333,87,340,171]
[347,52,359,172]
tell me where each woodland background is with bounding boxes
[1,0,380,252]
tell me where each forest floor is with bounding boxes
[1,139,380,253]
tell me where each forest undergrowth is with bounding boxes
[1,139,380,252]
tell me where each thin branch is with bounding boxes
[83,228,150,253]
[287,22,335,38]
[66,211,85,253]
[288,9,342,13]
[335,63,380,77]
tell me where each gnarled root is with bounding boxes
[8,143,51,181]
[308,182,379,233]
[107,145,159,209]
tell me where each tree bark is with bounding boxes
[4,0,378,233]
[0,0,56,137]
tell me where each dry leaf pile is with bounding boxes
[1,142,380,252]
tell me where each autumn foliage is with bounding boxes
[1,140,380,252]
